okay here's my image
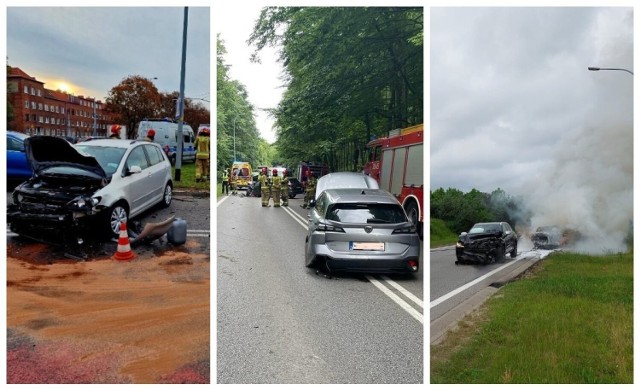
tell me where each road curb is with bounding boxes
[430,255,543,345]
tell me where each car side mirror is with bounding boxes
[128,165,142,175]
[309,199,316,207]
[461,232,467,236]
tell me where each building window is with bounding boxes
[30,87,35,95]
[24,85,28,93]
[38,103,43,110]
[24,100,29,108]
[44,104,49,112]
[25,114,29,122]
[37,89,42,97]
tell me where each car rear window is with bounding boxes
[325,203,407,224]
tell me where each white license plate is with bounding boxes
[351,242,384,251]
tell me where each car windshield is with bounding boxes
[289,178,301,185]
[325,203,407,224]
[469,223,501,234]
[75,145,127,176]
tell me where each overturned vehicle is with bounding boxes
[7,136,173,245]
[456,222,518,265]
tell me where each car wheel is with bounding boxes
[510,241,518,258]
[160,182,173,208]
[405,201,422,239]
[105,202,129,239]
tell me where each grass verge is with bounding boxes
[431,218,458,248]
[431,251,633,383]
[170,162,211,192]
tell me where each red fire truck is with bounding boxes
[363,124,424,237]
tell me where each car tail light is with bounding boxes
[407,259,419,272]
[317,223,344,233]
[393,225,416,234]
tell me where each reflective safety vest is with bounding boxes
[222,171,229,182]
[272,176,281,189]
[195,136,210,159]
[259,174,270,189]
[307,176,317,191]
[280,176,288,191]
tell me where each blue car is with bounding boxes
[7,131,32,182]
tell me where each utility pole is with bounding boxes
[175,6,189,182]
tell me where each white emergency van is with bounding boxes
[137,119,196,165]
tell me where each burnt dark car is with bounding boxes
[531,225,563,249]
[456,222,518,265]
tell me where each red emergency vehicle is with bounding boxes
[363,124,424,237]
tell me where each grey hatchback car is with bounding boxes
[305,188,420,273]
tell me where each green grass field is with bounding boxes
[170,162,211,191]
[431,218,459,248]
[431,251,633,384]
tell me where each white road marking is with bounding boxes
[7,230,210,238]
[381,275,424,308]
[281,206,309,228]
[429,257,522,308]
[367,275,423,324]
[217,195,229,207]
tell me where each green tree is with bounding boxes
[250,7,423,170]
[105,75,161,139]
[217,36,264,171]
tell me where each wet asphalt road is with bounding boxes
[217,192,424,384]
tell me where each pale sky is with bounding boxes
[6,6,210,111]
[215,2,283,144]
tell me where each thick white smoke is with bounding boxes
[518,8,634,255]
[522,121,632,254]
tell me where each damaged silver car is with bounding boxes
[456,222,518,265]
[7,136,173,244]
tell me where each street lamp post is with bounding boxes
[588,66,634,75]
[233,117,236,162]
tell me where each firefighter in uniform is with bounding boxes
[194,127,210,182]
[271,169,281,207]
[221,168,230,195]
[302,171,317,208]
[280,169,289,206]
[260,167,271,207]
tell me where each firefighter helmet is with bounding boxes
[110,124,121,135]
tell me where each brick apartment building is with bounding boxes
[7,66,116,139]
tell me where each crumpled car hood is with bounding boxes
[25,136,106,178]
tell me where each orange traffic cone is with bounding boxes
[114,221,135,261]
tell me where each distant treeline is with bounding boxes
[430,188,531,235]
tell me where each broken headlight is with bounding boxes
[68,196,101,210]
